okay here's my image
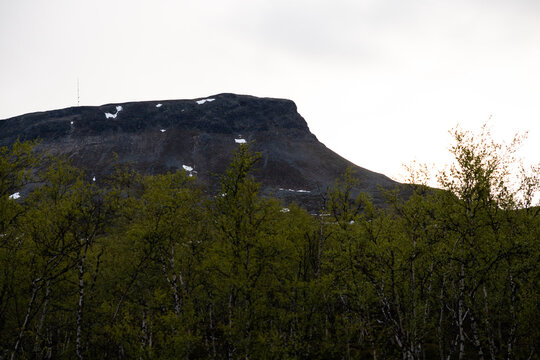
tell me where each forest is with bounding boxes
[0,126,538,360]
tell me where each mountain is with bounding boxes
[0,93,401,209]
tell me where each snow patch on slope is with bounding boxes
[196,98,215,105]
[104,105,123,119]
[9,192,20,200]
[279,188,311,194]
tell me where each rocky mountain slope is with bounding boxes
[0,93,401,209]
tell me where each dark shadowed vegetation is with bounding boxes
[0,127,538,359]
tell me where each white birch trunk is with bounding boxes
[76,249,86,360]
[11,279,40,360]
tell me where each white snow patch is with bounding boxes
[9,192,20,200]
[196,98,215,105]
[104,105,123,119]
[279,188,311,194]
[160,129,166,133]
[235,138,247,144]
[156,103,162,108]
[183,165,193,172]
[280,208,290,213]
[70,121,74,125]
[92,176,96,182]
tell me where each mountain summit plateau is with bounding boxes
[0,93,400,209]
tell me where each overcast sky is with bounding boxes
[1,0,539,181]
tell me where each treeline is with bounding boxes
[0,127,538,360]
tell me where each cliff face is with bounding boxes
[0,93,399,209]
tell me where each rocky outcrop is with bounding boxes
[0,93,400,209]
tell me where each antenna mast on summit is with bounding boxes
[77,78,80,106]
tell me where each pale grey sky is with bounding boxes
[1,0,539,181]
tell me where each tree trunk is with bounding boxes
[470,312,485,360]
[11,279,40,360]
[482,284,496,360]
[507,272,517,360]
[76,244,88,360]
[228,286,234,360]
[209,303,217,359]
[438,278,446,360]
[458,263,466,360]
[34,280,51,360]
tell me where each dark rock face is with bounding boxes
[0,93,400,209]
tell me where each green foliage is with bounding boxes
[0,128,538,359]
